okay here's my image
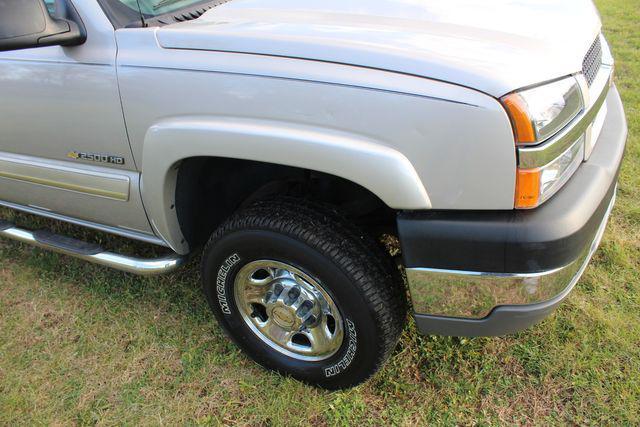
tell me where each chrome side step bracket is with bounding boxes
[0,221,187,276]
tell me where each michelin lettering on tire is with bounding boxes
[324,319,357,377]
[201,198,406,388]
[217,253,240,315]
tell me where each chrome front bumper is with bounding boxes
[406,189,615,319]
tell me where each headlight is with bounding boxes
[502,77,584,145]
[502,76,587,209]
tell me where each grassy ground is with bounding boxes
[1,1,639,424]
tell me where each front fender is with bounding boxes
[141,117,430,253]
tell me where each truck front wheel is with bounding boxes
[201,198,406,389]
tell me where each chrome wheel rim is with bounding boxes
[234,260,344,361]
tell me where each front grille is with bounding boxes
[582,36,603,86]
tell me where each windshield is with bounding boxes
[115,0,209,17]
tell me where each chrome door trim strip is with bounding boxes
[0,155,130,201]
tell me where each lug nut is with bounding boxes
[302,314,317,328]
[296,300,314,317]
[273,283,284,297]
[286,286,301,305]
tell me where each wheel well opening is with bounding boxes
[175,157,397,249]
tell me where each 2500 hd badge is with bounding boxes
[67,151,125,165]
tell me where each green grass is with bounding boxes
[1,1,639,424]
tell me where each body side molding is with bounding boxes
[0,153,130,201]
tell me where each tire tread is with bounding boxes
[202,197,406,387]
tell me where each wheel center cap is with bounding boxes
[272,306,296,329]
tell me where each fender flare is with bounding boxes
[141,117,431,254]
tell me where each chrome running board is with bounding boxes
[0,220,186,276]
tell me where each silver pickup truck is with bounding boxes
[0,0,627,389]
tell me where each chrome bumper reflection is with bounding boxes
[406,189,616,319]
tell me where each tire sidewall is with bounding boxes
[202,229,381,387]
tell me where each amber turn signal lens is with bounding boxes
[502,93,536,144]
[515,168,541,209]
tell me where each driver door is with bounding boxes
[0,0,153,236]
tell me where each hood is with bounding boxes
[156,0,602,97]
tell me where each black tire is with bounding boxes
[201,198,406,389]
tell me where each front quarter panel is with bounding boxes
[116,29,516,253]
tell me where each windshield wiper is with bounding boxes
[134,0,148,27]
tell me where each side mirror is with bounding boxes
[0,0,86,52]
